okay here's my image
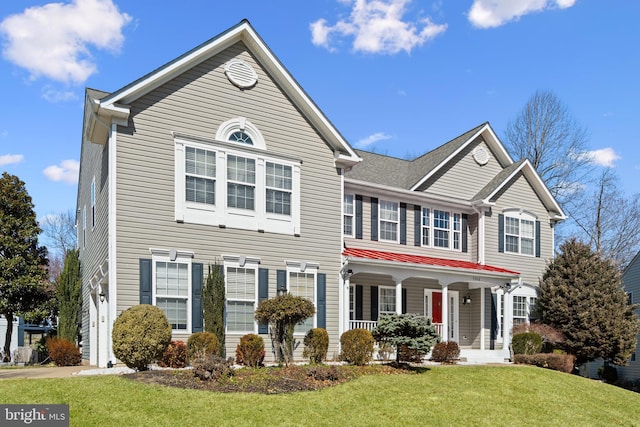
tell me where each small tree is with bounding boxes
[57,249,81,343]
[0,173,49,361]
[372,313,440,363]
[202,263,225,356]
[538,239,639,366]
[254,293,315,366]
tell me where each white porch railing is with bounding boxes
[349,320,444,339]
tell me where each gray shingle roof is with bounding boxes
[473,159,526,201]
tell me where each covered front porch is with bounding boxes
[340,248,522,363]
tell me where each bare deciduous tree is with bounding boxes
[40,210,77,257]
[503,90,592,205]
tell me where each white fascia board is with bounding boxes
[485,160,567,220]
[345,177,473,211]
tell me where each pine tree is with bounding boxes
[203,263,225,356]
[0,173,49,361]
[538,239,639,366]
[57,249,81,343]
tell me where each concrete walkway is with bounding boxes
[0,365,96,379]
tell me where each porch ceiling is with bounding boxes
[342,248,519,276]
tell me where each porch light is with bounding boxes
[463,295,471,305]
[99,290,106,303]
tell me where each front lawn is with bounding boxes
[0,365,637,426]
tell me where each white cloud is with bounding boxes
[0,0,132,84]
[42,86,78,103]
[0,154,24,166]
[43,159,80,184]
[585,147,621,168]
[310,0,447,54]
[356,132,393,148]
[468,0,576,29]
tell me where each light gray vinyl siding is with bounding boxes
[113,42,343,359]
[344,196,474,262]
[415,138,505,199]
[484,172,554,285]
[78,139,110,359]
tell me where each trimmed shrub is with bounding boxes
[303,328,329,364]
[512,322,565,353]
[372,313,440,363]
[431,341,460,364]
[340,328,374,366]
[512,332,543,355]
[193,355,235,381]
[235,334,265,367]
[112,304,172,371]
[187,332,220,363]
[159,340,187,368]
[46,337,81,366]
[513,353,576,373]
[598,365,618,384]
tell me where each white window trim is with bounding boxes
[223,254,260,334]
[174,134,301,235]
[150,249,194,333]
[421,207,462,252]
[378,200,399,243]
[91,177,96,229]
[215,117,266,150]
[82,205,86,249]
[286,260,318,334]
[378,285,396,316]
[343,194,355,237]
[504,209,537,257]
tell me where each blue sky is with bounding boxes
[0,0,638,230]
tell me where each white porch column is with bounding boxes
[441,285,449,341]
[503,291,512,351]
[396,281,402,314]
[480,287,485,350]
[342,275,351,335]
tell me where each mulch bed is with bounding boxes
[124,363,418,394]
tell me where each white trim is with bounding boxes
[151,252,193,333]
[378,285,397,316]
[286,264,318,334]
[378,199,399,243]
[343,193,355,238]
[216,117,266,150]
[90,176,96,229]
[224,258,260,334]
[106,123,118,368]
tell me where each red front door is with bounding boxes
[432,292,442,323]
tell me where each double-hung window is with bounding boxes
[90,178,95,228]
[379,286,396,315]
[421,208,430,246]
[82,206,86,249]
[512,296,527,325]
[288,269,316,334]
[504,211,536,256]
[185,146,216,205]
[433,209,450,248]
[155,261,190,331]
[379,200,399,242]
[226,266,257,333]
[266,162,292,215]
[227,155,255,210]
[343,194,354,236]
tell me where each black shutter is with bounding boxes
[402,288,407,314]
[498,214,505,253]
[258,268,269,334]
[277,270,287,293]
[355,285,363,320]
[371,198,379,241]
[490,289,498,350]
[414,205,421,246]
[371,285,379,321]
[462,213,468,253]
[400,203,407,245]
[139,258,152,305]
[191,263,204,333]
[535,220,541,258]
[317,273,326,329]
[355,195,363,239]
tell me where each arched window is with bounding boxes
[216,117,266,149]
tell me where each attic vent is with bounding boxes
[473,146,490,166]
[224,59,258,89]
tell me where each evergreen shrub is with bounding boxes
[235,334,265,367]
[598,365,618,384]
[159,340,187,368]
[112,304,172,370]
[46,337,81,366]
[303,328,329,364]
[186,332,220,363]
[340,328,374,366]
[512,332,543,355]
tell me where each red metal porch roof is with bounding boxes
[342,248,520,276]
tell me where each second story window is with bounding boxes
[433,209,450,248]
[185,146,216,205]
[421,208,430,246]
[266,162,292,215]
[421,207,463,251]
[227,155,255,210]
[90,178,95,228]
[504,211,536,256]
[344,194,354,236]
[379,200,399,242]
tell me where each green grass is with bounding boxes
[0,365,638,426]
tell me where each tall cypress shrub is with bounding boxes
[203,263,225,356]
[57,249,81,343]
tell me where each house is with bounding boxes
[77,20,565,367]
[582,251,640,381]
